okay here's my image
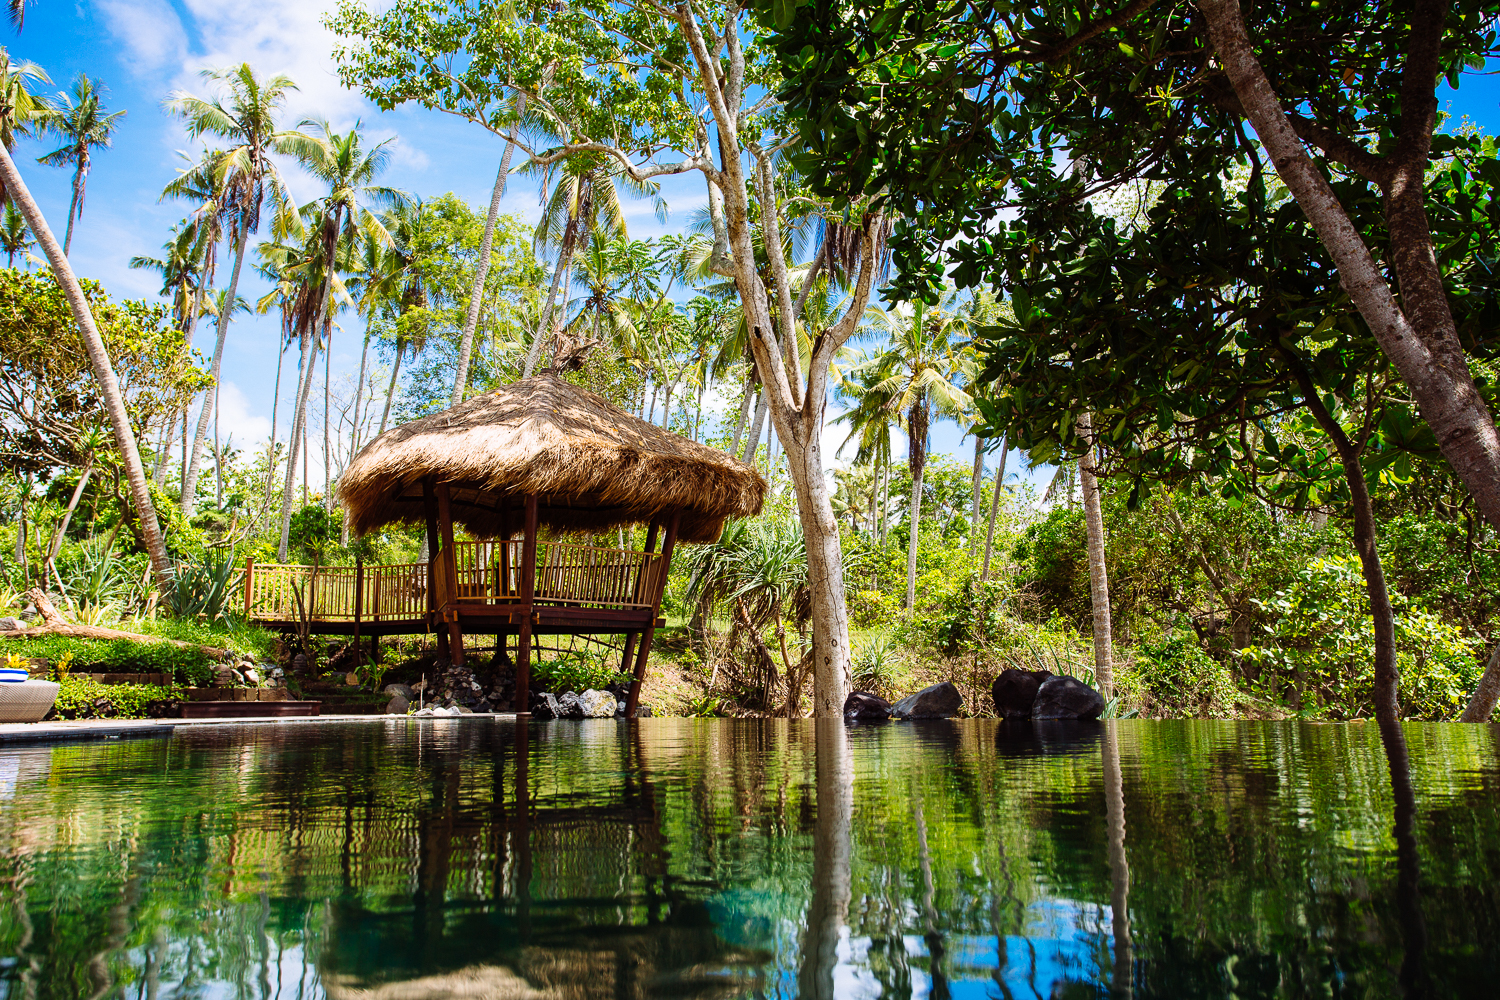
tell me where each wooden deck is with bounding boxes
[243,539,667,635]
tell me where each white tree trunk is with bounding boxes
[453,112,521,404]
[1077,413,1114,696]
[969,434,983,556]
[0,145,174,587]
[982,436,1009,579]
[182,225,249,517]
[905,463,923,609]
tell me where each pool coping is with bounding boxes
[0,713,524,745]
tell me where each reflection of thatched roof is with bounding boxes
[339,374,765,544]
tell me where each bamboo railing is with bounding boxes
[244,540,666,623]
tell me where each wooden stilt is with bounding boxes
[437,482,465,667]
[422,478,450,660]
[514,495,539,712]
[627,511,679,717]
[353,558,364,669]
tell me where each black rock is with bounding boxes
[889,682,963,720]
[843,690,891,721]
[556,691,585,719]
[634,703,654,718]
[1031,675,1106,721]
[531,692,565,719]
[991,668,1053,719]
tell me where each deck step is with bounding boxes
[179,701,320,719]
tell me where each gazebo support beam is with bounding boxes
[627,511,679,717]
[514,494,539,713]
[422,477,450,660]
[437,481,466,667]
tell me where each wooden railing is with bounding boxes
[244,540,665,622]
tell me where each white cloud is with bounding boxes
[98,0,188,71]
[215,380,273,450]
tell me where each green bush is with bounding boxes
[1127,631,1241,718]
[52,675,182,720]
[1244,557,1482,720]
[531,647,630,693]
[0,618,274,686]
[849,588,901,628]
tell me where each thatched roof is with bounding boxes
[338,374,765,544]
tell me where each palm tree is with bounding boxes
[274,117,403,561]
[521,160,662,377]
[0,201,32,265]
[367,197,436,438]
[1077,411,1114,696]
[167,65,301,519]
[36,75,125,255]
[129,221,211,484]
[856,293,975,608]
[0,139,173,587]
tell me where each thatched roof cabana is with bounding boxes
[339,374,765,545]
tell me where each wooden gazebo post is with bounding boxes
[421,477,450,661]
[513,495,539,713]
[626,511,679,717]
[436,482,466,667]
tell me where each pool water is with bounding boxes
[0,718,1496,998]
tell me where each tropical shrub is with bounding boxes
[1127,630,1242,719]
[52,675,182,720]
[1243,557,1481,720]
[531,646,629,693]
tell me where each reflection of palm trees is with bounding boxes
[1104,721,1132,998]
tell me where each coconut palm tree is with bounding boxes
[36,74,125,255]
[0,49,50,156]
[0,201,32,265]
[274,117,404,561]
[521,159,663,377]
[855,293,975,608]
[167,65,301,519]
[367,197,436,438]
[0,139,173,587]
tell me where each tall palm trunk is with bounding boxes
[969,434,983,556]
[278,207,342,560]
[183,225,249,516]
[379,343,404,436]
[0,145,173,587]
[904,399,929,609]
[62,159,84,256]
[524,187,584,379]
[265,338,288,500]
[729,373,755,456]
[351,321,372,455]
[1077,413,1114,696]
[157,282,206,488]
[323,321,333,510]
[453,103,522,403]
[982,436,1010,580]
[743,389,768,466]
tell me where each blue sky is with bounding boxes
[11,4,1500,491]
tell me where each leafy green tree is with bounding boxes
[36,74,125,256]
[0,201,31,265]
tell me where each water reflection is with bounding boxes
[0,719,1496,999]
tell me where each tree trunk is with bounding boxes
[983,436,1009,579]
[453,110,521,404]
[1103,722,1133,998]
[265,338,288,500]
[1461,644,1500,721]
[323,321,332,511]
[1293,377,1400,723]
[904,399,929,609]
[44,458,93,573]
[277,325,317,562]
[0,145,173,588]
[1077,413,1114,696]
[1201,0,1500,543]
[351,320,372,456]
[62,163,82,256]
[182,225,249,517]
[797,719,853,1000]
[379,344,404,436]
[743,389,768,466]
[523,208,578,379]
[152,410,176,486]
[279,210,342,560]
[969,433,984,556]
[729,372,756,457]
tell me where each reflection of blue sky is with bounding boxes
[708,890,1112,1000]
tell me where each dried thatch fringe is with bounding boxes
[338,374,766,544]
